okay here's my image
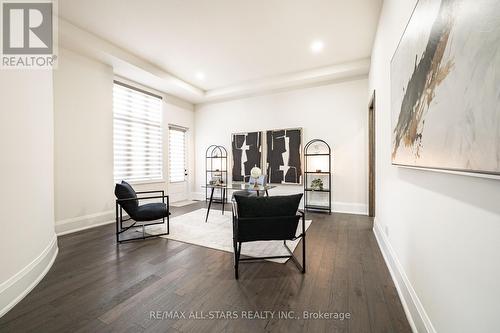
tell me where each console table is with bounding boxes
[202,183,276,222]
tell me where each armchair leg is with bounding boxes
[166,195,170,235]
[302,235,306,273]
[301,211,306,273]
[284,239,305,274]
[234,241,241,279]
[164,215,170,235]
[120,207,123,230]
[115,202,120,243]
[222,188,226,215]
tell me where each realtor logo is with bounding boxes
[1,0,57,68]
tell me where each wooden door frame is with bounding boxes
[368,91,376,217]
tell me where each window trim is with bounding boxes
[113,80,163,100]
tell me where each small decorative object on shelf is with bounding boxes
[310,178,324,191]
[250,167,262,188]
[205,145,228,202]
[304,139,332,214]
[212,175,222,185]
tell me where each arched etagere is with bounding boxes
[304,139,332,214]
[205,145,228,203]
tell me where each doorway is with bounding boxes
[368,91,376,217]
[168,125,189,202]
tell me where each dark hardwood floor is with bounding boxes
[0,202,411,333]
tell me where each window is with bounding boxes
[169,126,187,183]
[113,81,163,182]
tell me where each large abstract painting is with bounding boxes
[266,128,302,184]
[231,132,262,182]
[391,0,500,176]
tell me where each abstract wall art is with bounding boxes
[231,132,262,182]
[266,128,302,184]
[391,0,500,176]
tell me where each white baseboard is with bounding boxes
[191,191,208,201]
[332,201,367,215]
[373,219,436,333]
[190,192,367,215]
[55,210,115,236]
[0,235,58,318]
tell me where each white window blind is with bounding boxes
[113,82,163,182]
[169,126,187,183]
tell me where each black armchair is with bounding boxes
[114,181,170,243]
[232,194,306,279]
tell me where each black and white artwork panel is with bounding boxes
[231,132,262,182]
[266,128,302,184]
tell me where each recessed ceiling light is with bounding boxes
[196,72,205,80]
[310,40,324,53]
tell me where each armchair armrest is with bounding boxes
[116,195,169,202]
[231,200,239,219]
[295,210,306,239]
[136,190,166,203]
[136,190,165,195]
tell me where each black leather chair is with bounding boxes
[114,181,170,243]
[232,193,305,279]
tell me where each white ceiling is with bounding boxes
[59,0,382,95]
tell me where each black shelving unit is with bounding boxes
[305,171,330,174]
[205,145,228,203]
[304,139,331,214]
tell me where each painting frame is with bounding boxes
[265,127,303,185]
[390,0,500,178]
[231,131,263,183]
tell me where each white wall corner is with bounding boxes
[0,235,58,318]
[191,191,206,201]
[55,211,115,236]
[372,219,436,333]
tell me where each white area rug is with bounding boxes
[152,208,311,263]
[170,200,199,207]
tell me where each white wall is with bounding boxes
[0,70,58,316]
[195,78,369,214]
[54,48,115,234]
[53,48,195,234]
[369,1,500,332]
